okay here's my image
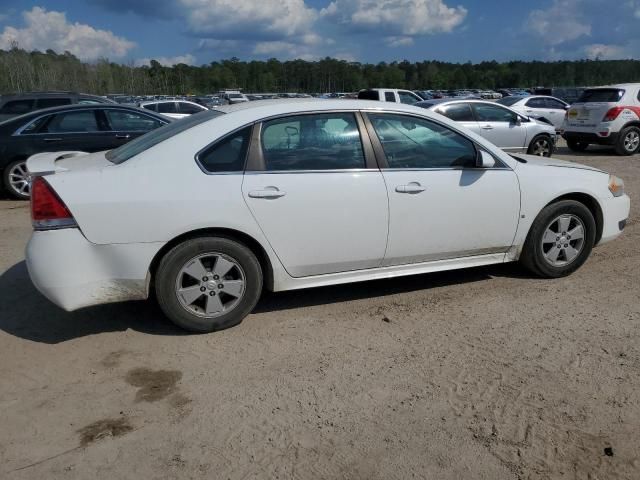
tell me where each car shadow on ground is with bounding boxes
[0,260,531,344]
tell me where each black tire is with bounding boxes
[566,138,589,152]
[527,134,553,157]
[614,126,640,156]
[2,159,30,200]
[155,236,263,333]
[520,200,596,278]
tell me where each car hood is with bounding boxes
[513,153,606,173]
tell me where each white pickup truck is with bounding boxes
[357,88,423,105]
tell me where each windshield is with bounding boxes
[576,88,624,103]
[496,96,521,106]
[106,110,224,164]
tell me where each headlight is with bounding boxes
[608,175,625,197]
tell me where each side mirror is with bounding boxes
[477,150,496,168]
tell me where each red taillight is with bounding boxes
[31,177,77,230]
[603,107,624,122]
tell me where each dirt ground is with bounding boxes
[0,141,638,480]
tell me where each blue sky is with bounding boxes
[0,0,639,66]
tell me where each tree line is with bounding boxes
[2,46,640,95]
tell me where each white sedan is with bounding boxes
[25,100,630,332]
[497,95,569,130]
[139,100,208,119]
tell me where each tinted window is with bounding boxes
[358,90,379,100]
[398,91,419,105]
[496,96,521,107]
[261,113,365,171]
[77,99,102,105]
[368,113,477,169]
[45,110,99,133]
[142,104,157,112]
[384,92,396,102]
[157,102,178,114]
[105,110,163,131]
[525,98,546,108]
[36,98,72,109]
[20,116,50,134]
[178,102,204,114]
[577,89,624,103]
[473,104,517,123]
[0,99,35,114]
[545,98,567,109]
[198,127,251,173]
[106,110,224,164]
[437,103,475,122]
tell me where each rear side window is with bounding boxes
[105,110,164,131]
[384,92,396,102]
[437,103,475,122]
[197,126,251,173]
[398,91,419,105]
[157,102,178,114]
[36,98,72,109]
[577,89,624,103]
[0,99,35,114]
[179,102,204,114]
[496,96,521,107]
[142,104,157,112]
[261,113,365,171]
[357,90,378,100]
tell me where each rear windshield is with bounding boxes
[576,88,624,103]
[496,96,521,106]
[106,110,224,164]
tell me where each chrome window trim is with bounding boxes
[244,168,375,175]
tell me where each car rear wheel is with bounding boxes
[155,237,263,333]
[566,139,589,152]
[615,126,640,156]
[520,200,596,278]
[3,159,31,199]
[527,135,553,157]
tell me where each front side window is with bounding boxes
[105,110,164,131]
[20,116,50,134]
[545,98,567,109]
[142,104,157,112]
[261,113,365,171]
[179,102,205,114]
[436,103,475,122]
[45,110,100,133]
[198,126,251,173]
[473,104,517,123]
[525,98,546,108]
[368,113,477,169]
[398,91,420,105]
[384,92,396,102]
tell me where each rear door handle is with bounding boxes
[248,188,286,199]
[396,183,425,194]
[481,125,494,130]
[44,137,62,142]
[115,134,130,139]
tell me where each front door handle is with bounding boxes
[248,187,286,199]
[480,125,494,130]
[115,134,131,139]
[396,183,425,194]
[44,137,62,142]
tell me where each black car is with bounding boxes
[0,91,114,122]
[0,104,170,199]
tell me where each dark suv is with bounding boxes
[0,92,113,122]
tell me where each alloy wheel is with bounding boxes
[531,138,551,156]
[8,161,31,197]
[540,214,585,267]
[623,130,640,152]
[174,252,246,318]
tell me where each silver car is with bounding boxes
[497,95,569,130]
[417,99,557,157]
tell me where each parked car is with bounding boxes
[0,104,170,199]
[139,100,208,119]
[497,95,569,130]
[0,92,114,122]
[533,87,585,104]
[221,91,249,104]
[562,84,640,155]
[357,89,423,104]
[24,99,629,333]
[417,99,557,156]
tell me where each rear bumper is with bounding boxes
[562,131,619,146]
[598,194,631,245]
[26,229,163,311]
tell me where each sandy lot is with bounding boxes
[0,141,638,480]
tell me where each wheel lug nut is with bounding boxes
[564,244,568,248]
[209,291,216,296]
[556,236,560,241]
[200,286,206,292]
[213,275,219,280]
[218,284,224,289]
[567,235,571,239]
[202,276,208,281]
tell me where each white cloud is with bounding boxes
[135,54,196,66]
[324,0,467,36]
[584,43,627,60]
[0,7,135,60]
[386,36,414,47]
[179,0,317,39]
[525,0,591,46]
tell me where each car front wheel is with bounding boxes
[155,236,263,333]
[3,159,31,199]
[520,200,596,278]
[527,135,553,157]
